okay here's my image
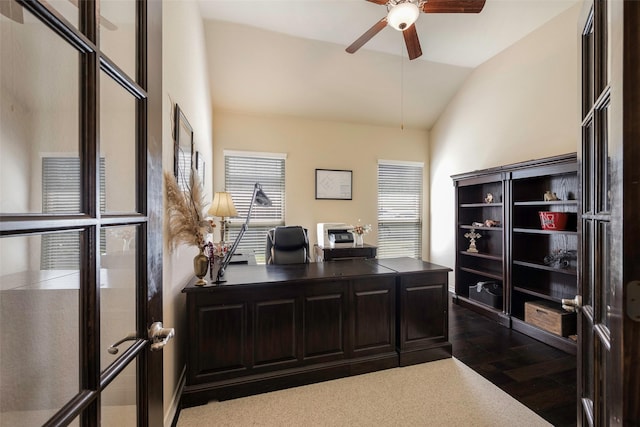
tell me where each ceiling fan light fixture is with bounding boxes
[387,2,420,31]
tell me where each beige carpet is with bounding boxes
[178,358,551,426]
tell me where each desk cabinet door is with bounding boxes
[303,281,347,361]
[351,277,396,357]
[253,298,298,367]
[190,300,250,383]
[398,272,448,350]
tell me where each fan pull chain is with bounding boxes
[400,39,405,131]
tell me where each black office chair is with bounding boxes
[265,226,310,264]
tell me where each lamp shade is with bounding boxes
[387,2,420,31]
[208,192,238,217]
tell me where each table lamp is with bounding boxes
[207,192,238,245]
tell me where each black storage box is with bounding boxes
[468,282,503,309]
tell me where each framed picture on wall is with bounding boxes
[315,169,352,200]
[173,104,194,191]
[195,151,205,185]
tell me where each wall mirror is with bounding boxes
[174,104,193,190]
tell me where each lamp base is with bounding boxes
[210,256,226,284]
[220,218,228,246]
[214,268,227,284]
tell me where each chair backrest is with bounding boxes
[265,226,310,265]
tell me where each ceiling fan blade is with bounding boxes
[0,0,24,24]
[366,0,388,4]
[422,0,486,13]
[346,17,388,54]
[403,24,422,60]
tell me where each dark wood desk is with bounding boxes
[314,243,377,261]
[181,258,451,407]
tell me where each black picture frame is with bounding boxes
[173,104,194,190]
[315,169,352,200]
[195,151,205,185]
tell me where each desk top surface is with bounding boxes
[183,257,451,292]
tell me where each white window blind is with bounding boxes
[41,157,106,269]
[225,153,285,264]
[377,161,423,259]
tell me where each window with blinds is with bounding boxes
[377,161,423,259]
[225,152,286,264]
[41,157,106,269]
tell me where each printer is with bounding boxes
[316,223,353,248]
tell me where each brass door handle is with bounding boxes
[107,332,137,354]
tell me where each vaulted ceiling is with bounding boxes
[198,0,579,130]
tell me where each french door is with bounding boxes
[577,0,640,425]
[0,0,164,425]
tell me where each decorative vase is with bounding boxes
[193,247,209,286]
[354,233,364,247]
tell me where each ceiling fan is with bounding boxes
[346,0,486,60]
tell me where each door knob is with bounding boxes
[561,295,582,312]
[148,322,175,352]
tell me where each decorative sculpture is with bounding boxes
[544,191,559,201]
[484,193,494,204]
[543,249,577,269]
[464,228,481,253]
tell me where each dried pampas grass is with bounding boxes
[164,171,209,251]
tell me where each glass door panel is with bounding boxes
[0,233,81,427]
[0,7,79,215]
[100,72,137,214]
[100,225,138,370]
[598,222,611,327]
[43,0,79,28]
[582,221,594,308]
[101,359,137,425]
[581,319,594,425]
[99,0,137,78]
[596,103,610,213]
[581,11,594,117]
[581,121,594,214]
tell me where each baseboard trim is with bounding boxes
[166,366,186,427]
[398,343,452,367]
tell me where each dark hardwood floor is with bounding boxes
[449,299,577,427]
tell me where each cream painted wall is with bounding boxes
[161,1,213,425]
[429,5,581,290]
[211,111,430,258]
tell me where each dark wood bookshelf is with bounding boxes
[452,153,578,353]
